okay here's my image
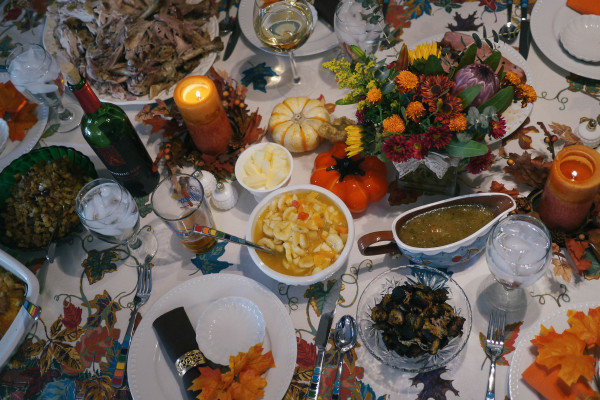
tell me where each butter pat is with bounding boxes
[242,144,290,189]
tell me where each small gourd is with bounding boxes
[268,97,330,153]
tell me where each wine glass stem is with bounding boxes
[128,234,143,251]
[56,101,74,122]
[288,51,301,85]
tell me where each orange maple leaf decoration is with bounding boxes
[0,81,38,141]
[531,307,600,387]
[188,343,275,400]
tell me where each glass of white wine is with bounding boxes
[253,0,314,86]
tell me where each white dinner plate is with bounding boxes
[509,302,600,399]
[238,0,338,57]
[128,273,297,400]
[0,73,49,173]
[415,34,534,141]
[42,8,218,105]
[531,0,600,80]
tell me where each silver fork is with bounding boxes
[484,310,506,400]
[111,261,152,388]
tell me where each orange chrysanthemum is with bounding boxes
[503,71,522,86]
[406,101,426,122]
[383,114,406,134]
[515,83,537,108]
[366,88,382,104]
[395,70,419,93]
[448,114,467,132]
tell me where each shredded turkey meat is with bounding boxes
[50,0,223,100]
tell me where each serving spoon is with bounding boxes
[332,315,358,400]
[499,0,518,43]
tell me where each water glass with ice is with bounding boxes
[484,214,552,311]
[334,0,383,61]
[6,44,82,133]
[76,178,157,265]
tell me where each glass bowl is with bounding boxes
[0,146,98,249]
[356,265,472,372]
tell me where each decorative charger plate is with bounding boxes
[531,0,600,80]
[128,273,297,400]
[0,74,49,173]
[238,0,338,57]
[42,11,219,105]
[509,303,600,399]
[415,33,534,142]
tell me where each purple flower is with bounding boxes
[451,64,499,107]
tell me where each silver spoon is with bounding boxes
[332,315,357,400]
[219,0,235,34]
[499,0,518,43]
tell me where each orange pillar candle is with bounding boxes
[173,76,234,155]
[538,145,600,232]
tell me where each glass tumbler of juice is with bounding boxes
[151,173,217,254]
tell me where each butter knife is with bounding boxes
[307,276,343,400]
[518,0,530,59]
[223,16,240,61]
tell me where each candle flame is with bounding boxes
[571,170,578,180]
[196,90,201,101]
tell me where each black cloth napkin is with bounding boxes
[314,0,340,27]
[152,307,225,399]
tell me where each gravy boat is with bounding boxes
[357,193,516,267]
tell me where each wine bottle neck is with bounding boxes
[69,79,102,114]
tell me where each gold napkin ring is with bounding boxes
[175,350,207,377]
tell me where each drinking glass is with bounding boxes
[334,0,383,61]
[76,178,158,265]
[253,0,315,86]
[6,44,83,133]
[484,214,552,312]
[150,173,217,254]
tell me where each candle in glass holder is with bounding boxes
[173,76,234,155]
[538,145,600,232]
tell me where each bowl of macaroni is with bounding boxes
[246,184,355,285]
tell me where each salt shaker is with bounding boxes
[576,119,600,148]
[193,170,217,198]
[211,181,238,210]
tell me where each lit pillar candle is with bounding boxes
[538,145,600,232]
[173,76,234,155]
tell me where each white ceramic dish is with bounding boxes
[195,296,266,366]
[246,184,354,286]
[532,0,600,80]
[509,303,600,399]
[415,34,534,141]
[238,0,338,56]
[0,248,40,371]
[42,10,218,105]
[0,73,49,173]
[235,142,293,202]
[559,15,600,63]
[128,273,296,400]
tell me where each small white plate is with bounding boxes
[559,15,600,62]
[196,296,266,365]
[238,0,338,57]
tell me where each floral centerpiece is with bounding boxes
[323,33,537,190]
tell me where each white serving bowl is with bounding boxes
[0,248,40,371]
[235,142,293,202]
[246,184,355,285]
[559,15,600,63]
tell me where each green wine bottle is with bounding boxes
[62,63,159,197]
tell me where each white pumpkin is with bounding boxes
[268,97,330,153]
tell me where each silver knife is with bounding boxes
[307,276,343,400]
[223,16,240,61]
[518,0,530,59]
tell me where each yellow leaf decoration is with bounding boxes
[188,343,275,400]
[567,307,600,347]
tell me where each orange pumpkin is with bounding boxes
[310,142,388,213]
